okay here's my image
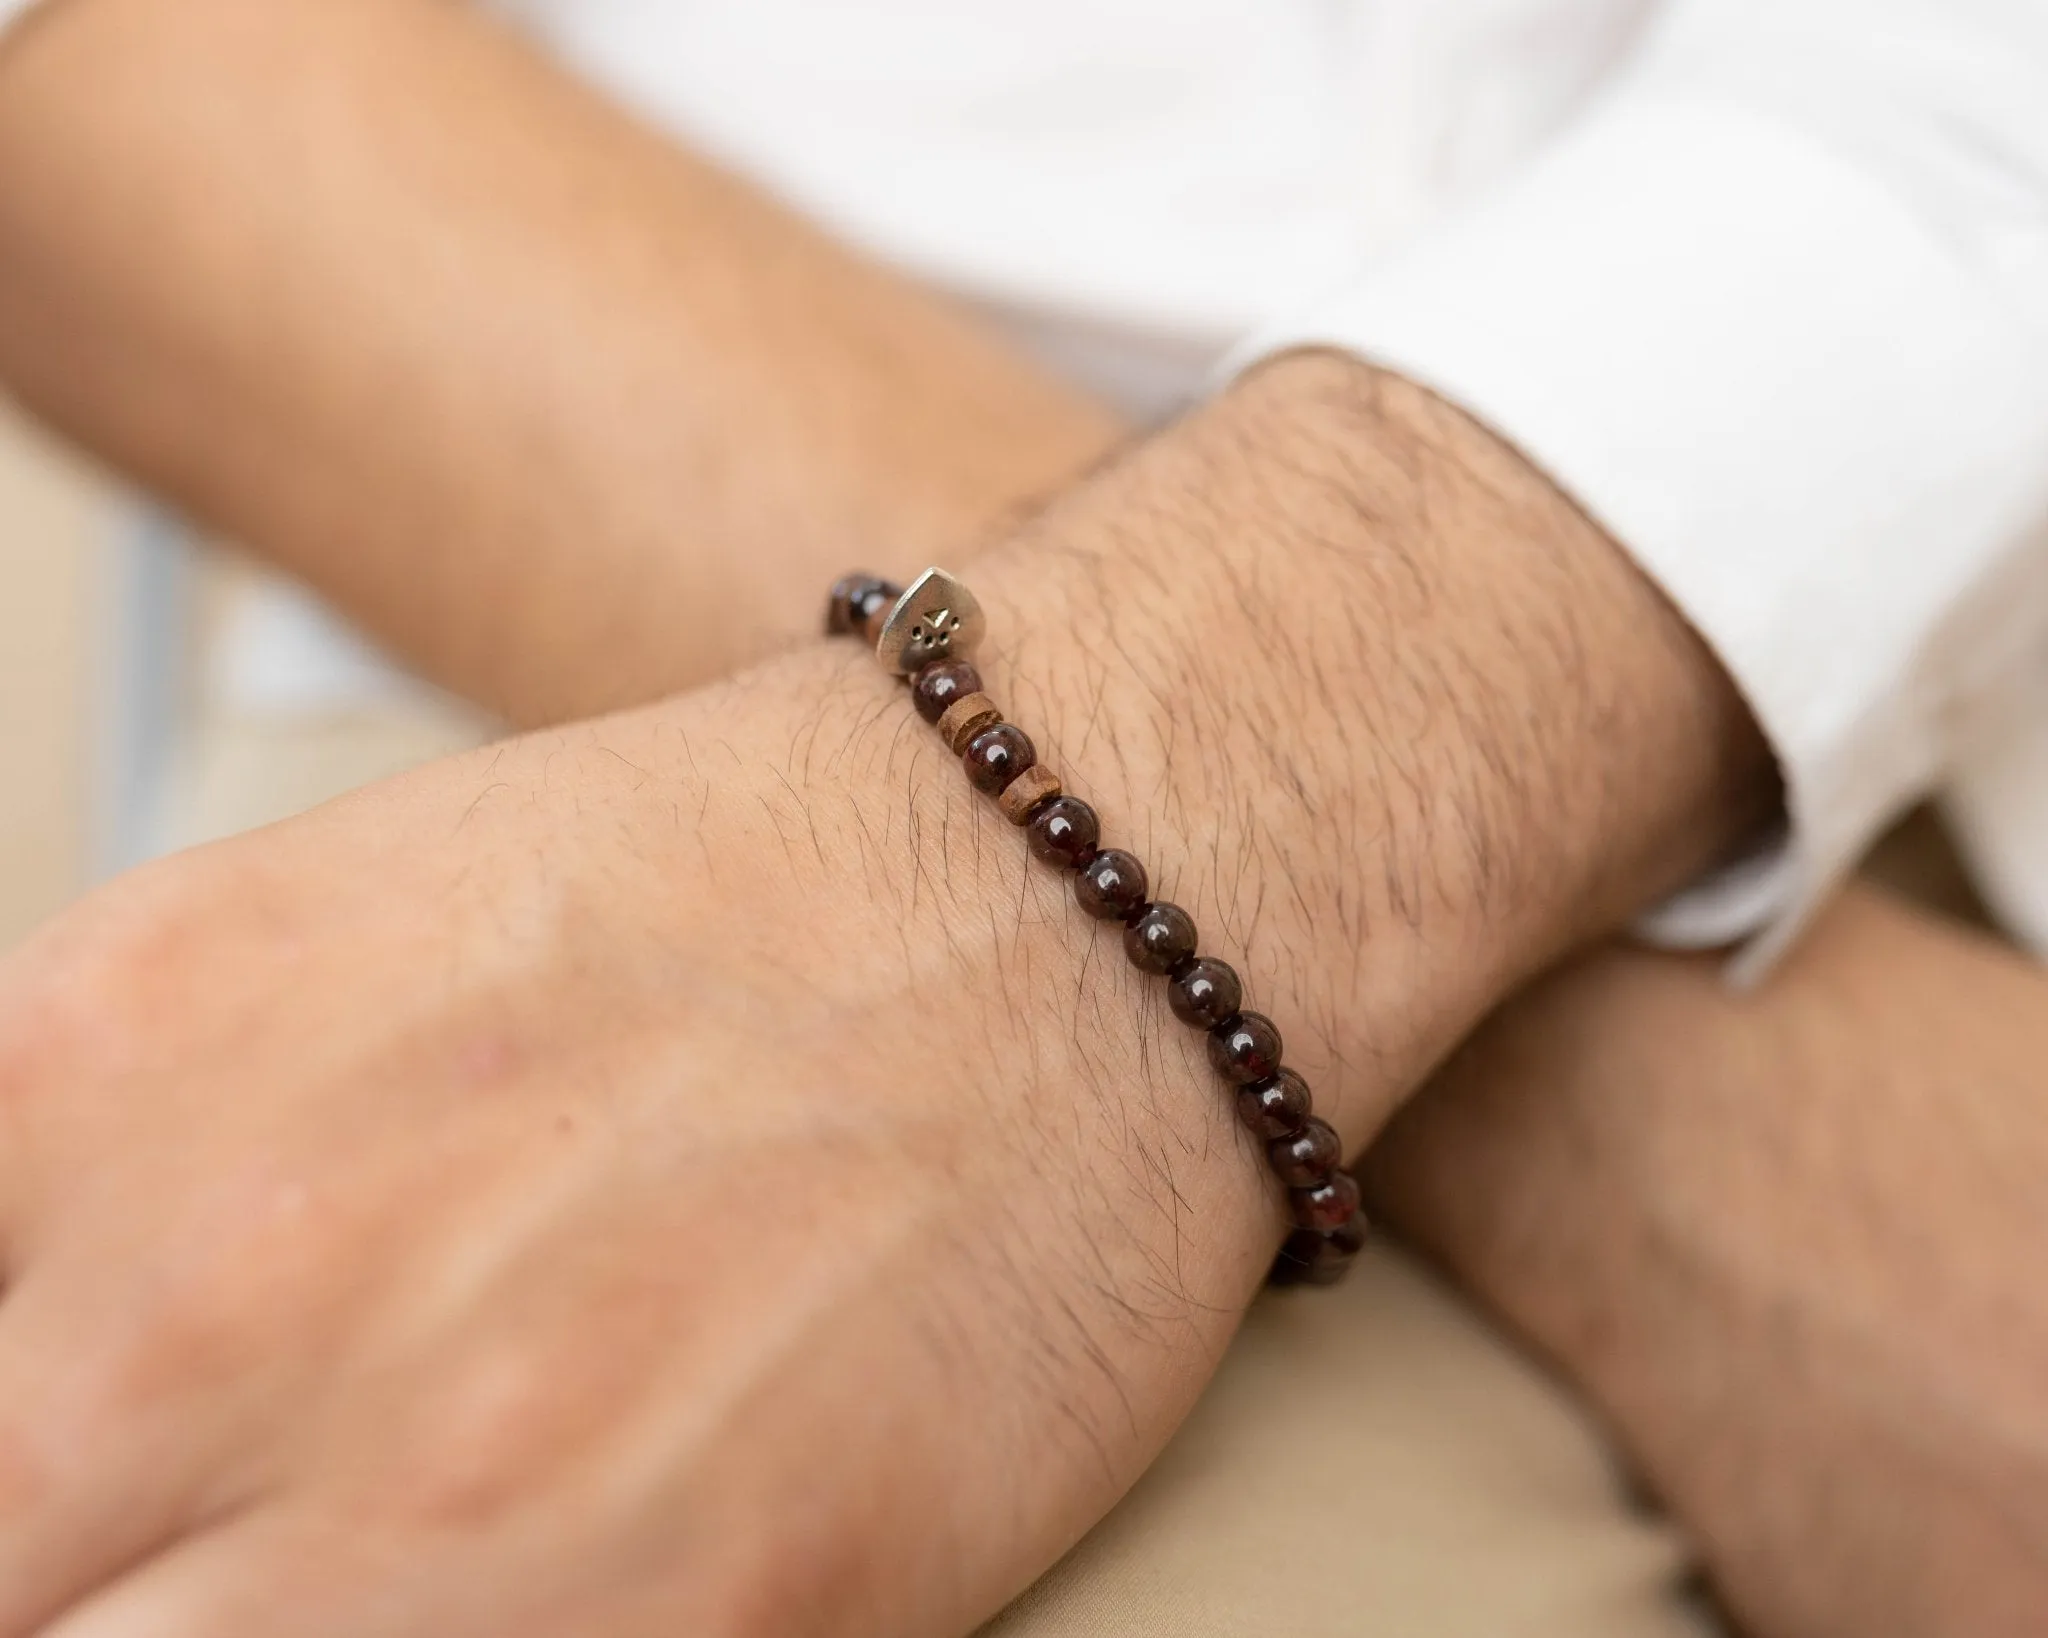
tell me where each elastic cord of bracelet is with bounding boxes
[828,568,1370,1289]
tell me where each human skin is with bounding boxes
[0,354,1770,1635]
[0,0,1124,724]
[1371,886,2048,1638]
[7,0,2037,1629]
[3,0,2036,1628]
[23,0,1991,1633]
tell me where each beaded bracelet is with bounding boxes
[827,567,1370,1288]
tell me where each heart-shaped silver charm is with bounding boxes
[875,567,986,673]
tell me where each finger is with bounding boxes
[36,1502,613,1638]
[0,1281,193,1635]
[0,1260,283,1638]
[29,1509,294,1638]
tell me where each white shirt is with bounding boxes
[8,0,2048,973]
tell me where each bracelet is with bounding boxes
[827,567,1370,1288]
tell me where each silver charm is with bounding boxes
[874,566,986,673]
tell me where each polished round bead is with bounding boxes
[1269,1236,1318,1285]
[1123,903,1198,975]
[1168,958,1241,1030]
[855,579,903,639]
[1270,1214,1368,1287]
[1208,1011,1283,1085]
[1027,796,1100,869]
[964,724,1036,795]
[1269,1117,1343,1189]
[1329,1208,1371,1258]
[1289,1170,1362,1233]
[1236,1068,1311,1140]
[826,572,890,636]
[911,659,984,724]
[1268,1229,1329,1287]
[1075,849,1148,921]
[1301,1243,1358,1286]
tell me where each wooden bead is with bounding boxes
[937,692,1003,753]
[998,765,1062,823]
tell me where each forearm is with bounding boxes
[875,351,1773,1216]
[0,0,1122,724]
[397,354,1777,1609]
[1370,889,2048,1637]
[0,348,1776,1635]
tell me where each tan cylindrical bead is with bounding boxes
[938,693,1002,753]
[997,765,1061,824]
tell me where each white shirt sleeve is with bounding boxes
[1242,0,2048,981]
[0,0,39,34]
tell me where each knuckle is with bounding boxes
[111,1259,287,1405]
[105,1183,360,1409]
[69,856,229,1004]
[5,858,209,1020]
[0,854,238,1098]
[0,955,95,1116]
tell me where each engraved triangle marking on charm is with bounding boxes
[875,567,986,673]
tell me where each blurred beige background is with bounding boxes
[0,403,108,949]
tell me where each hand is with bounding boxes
[0,356,1767,1634]
[13,622,1308,1634]
[1371,883,2048,1638]
[1,678,1239,1637]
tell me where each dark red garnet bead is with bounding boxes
[911,659,984,724]
[1123,903,1198,975]
[1026,796,1099,869]
[1236,1068,1312,1140]
[827,572,891,635]
[1268,1231,1322,1287]
[964,724,1035,795]
[852,578,902,632]
[1271,1210,1370,1287]
[1167,957,1241,1029]
[1208,1012,1283,1085]
[1075,849,1148,921]
[1269,1117,1343,1189]
[1290,1171,1362,1233]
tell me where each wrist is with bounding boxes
[965,351,1773,1148]
[639,349,1771,1332]
[1370,889,2048,1637]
